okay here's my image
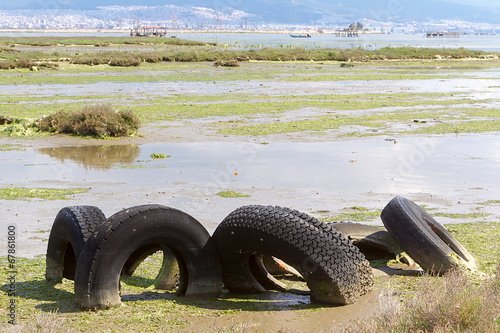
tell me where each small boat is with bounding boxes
[290,33,311,38]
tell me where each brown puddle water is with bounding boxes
[1,134,499,198]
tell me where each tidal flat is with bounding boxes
[0,59,499,138]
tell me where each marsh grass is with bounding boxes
[337,266,500,333]
[0,43,497,69]
[39,104,140,138]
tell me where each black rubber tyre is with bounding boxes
[212,205,373,305]
[45,206,107,282]
[328,222,419,268]
[74,204,222,310]
[380,196,477,274]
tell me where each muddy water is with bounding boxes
[2,134,500,259]
[2,135,499,198]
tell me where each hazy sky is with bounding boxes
[447,0,500,7]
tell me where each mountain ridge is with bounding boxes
[1,0,499,25]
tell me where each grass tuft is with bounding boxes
[150,153,170,159]
[338,265,500,332]
[39,104,140,138]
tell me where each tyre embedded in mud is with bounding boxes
[381,196,478,274]
[212,205,374,305]
[45,206,107,282]
[74,204,222,310]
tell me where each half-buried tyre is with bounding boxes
[74,204,222,310]
[46,206,107,282]
[380,196,477,274]
[212,205,373,305]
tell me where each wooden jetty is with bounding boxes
[335,30,359,37]
[425,31,460,38]
[130,26,167,37]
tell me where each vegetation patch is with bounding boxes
[215,190,251,198]
[319,206,382,223]
[341,266,500,332]
[0,117,41,137]
[213,59,240,67]
[39,104,140,138]
[0,187,89,200]
[412,119,500,135]
[479,199,500,205]
[0,41,497,70]
[432,212,491,219]
[150,153,170,159]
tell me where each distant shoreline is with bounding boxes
[0,28,385,35]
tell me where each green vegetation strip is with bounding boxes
[217,107,500,137]
[0,36,207,46]
[0,187,89,200]
[215,191,250,198]
[319,206,382,223]
[432,212,491,219]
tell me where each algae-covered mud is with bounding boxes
[0,60,499,139]
[0,42,499,332]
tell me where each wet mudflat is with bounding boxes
[2,135,500,259]
[1,60,499,258]
[1,58,500,332]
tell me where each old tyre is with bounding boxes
[380,196,477,274]
[46,206,106,282]
[74,204,222,310]
[328,222,419,268]
[212,205,373,305]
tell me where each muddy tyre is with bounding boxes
[328,222,419,268]
[45,206,106,282]
[380,196,477,274]
[260,208,374,292]
[74,204,222,310]
[212,205,373,305]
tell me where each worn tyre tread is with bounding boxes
[213,205,373,305]
[45,206,106,282]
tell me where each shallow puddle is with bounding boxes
[2,135,500,199]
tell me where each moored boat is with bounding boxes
[289,33,311,38]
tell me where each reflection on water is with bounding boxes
[37,145,140,170]
[1,135,500,199]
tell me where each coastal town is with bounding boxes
[0,5,498,34]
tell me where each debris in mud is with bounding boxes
[0,115,12,125]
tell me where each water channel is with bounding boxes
[3,135,499,198]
